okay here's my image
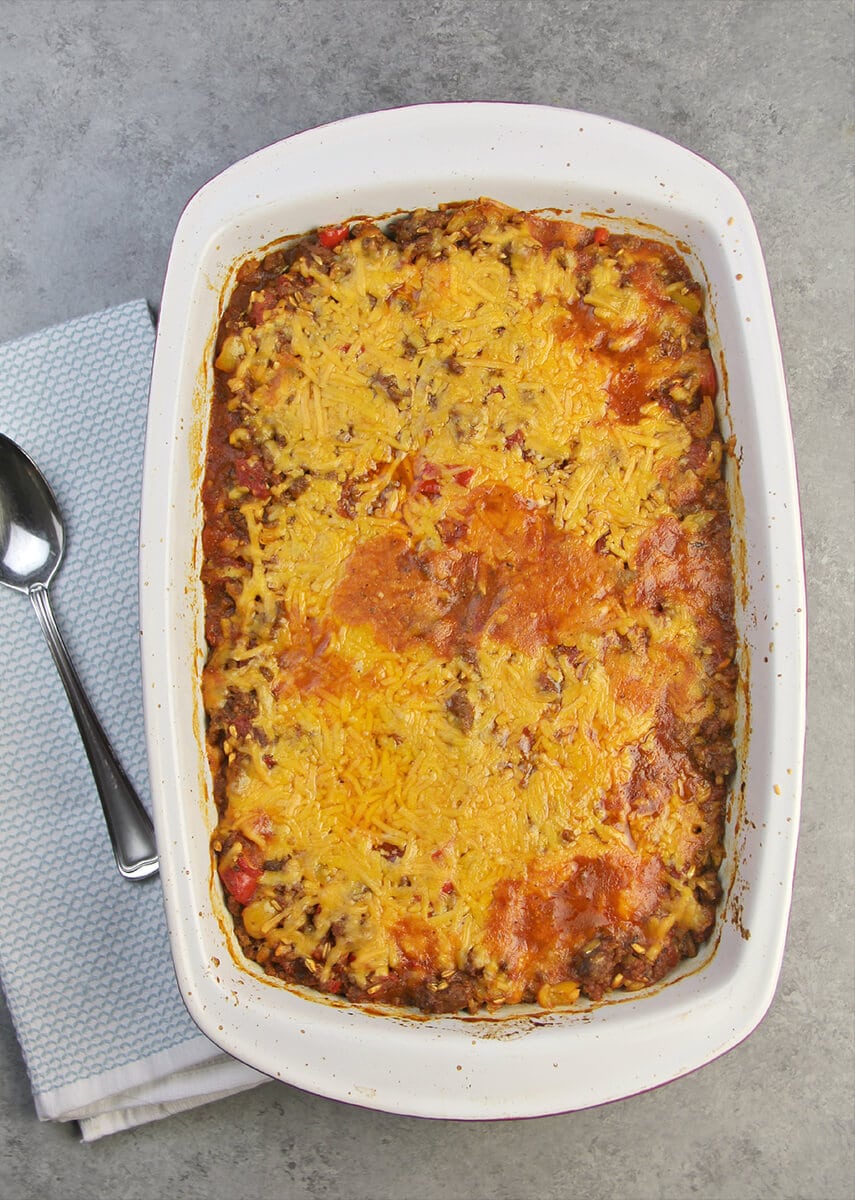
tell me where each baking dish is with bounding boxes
[140,103,805,1118]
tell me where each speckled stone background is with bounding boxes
[0,1,852,1197]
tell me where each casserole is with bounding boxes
[201,199,738,1014]
[141,103,805,1117]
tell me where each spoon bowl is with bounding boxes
[0,433,158,880]
[0,435,64,591]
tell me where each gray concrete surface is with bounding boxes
[0,1,852,1197]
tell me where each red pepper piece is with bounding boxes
[318,224,349,249]
[219,854,262,905]
[453,468,475,487]
[593,226,609,245]
[414,459,442,497]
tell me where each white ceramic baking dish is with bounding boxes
[140,103,805,1118]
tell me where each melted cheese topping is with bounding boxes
[202,200,736,1011]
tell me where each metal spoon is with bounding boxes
[0,433,158,880]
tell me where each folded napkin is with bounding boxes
[0,301,267,1141]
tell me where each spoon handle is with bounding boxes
[28,583,159,880]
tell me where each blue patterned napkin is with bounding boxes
[0,301,265,1140]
